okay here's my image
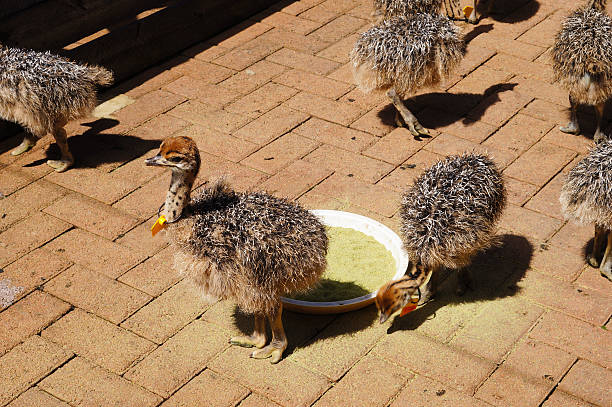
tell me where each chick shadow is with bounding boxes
[377,83,518,132]
[387,234,533,334]
[478,0,539,23]
[23,118,161,169]
[230,280,378,356]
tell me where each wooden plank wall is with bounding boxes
[0,0,279,81]
[0,0,280,141]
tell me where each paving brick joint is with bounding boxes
[1,1,611,406]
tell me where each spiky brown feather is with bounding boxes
[551,2,612,105]
[0,46,113,137]
[351,13,465,97]
[169,179,328,315]
[400,153,506,270]
[560,139,612,228]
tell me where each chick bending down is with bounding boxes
[145,136,328,363]
[560,139,612,281]
[551,0,612,143]
[351,13,465,136]
[376,154,506,323]
[0,45,113,172]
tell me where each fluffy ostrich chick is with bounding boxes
[376,153,506,323]
[145,136,328,363]
[551,0,612,143]
[0,45,113,172]
[560,139,612,281]
[351,13,465,136]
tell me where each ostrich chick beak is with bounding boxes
[145,155,164,166]
[379,313,390,324]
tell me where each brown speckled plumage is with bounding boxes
[560,139,612,227]
[351,13,465,97]
[146,136,329,363]
[0,45,113,137]
[551,1,612,106]
[400,153,506,270]
[170,179,328,315]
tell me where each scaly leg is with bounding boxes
[251,303,287,364]
[419,266,438,304]
[230,313,267,349]
[598,230,612,281]
[47,120,74,172]
[593,102,607,143]
[560,94,579,135]
[456,268,473,296]
[468,0,479,24]
[588,225,607,267]
[10,132,37,156]
[444,0,458,20]
[387,88,429,137]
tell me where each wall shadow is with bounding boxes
[480,0,539,23]
[386,234,533,333]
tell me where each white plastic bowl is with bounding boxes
[281,209,409,314]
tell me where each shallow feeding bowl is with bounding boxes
[281,210,409,314]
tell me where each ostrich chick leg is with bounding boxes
[598,230,612,281]
[10,133,37,156]
[593,102,607,143]
[419,270,437,304]
[251,303,287,364]
[47,120,74,172]
[468,0,479,24]
[588,225,607,267]
[387,88,429,137]
[230,313,267,349]
[560,94,579,135]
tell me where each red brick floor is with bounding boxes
[1,0,611,406]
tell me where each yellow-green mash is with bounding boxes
[290,226,396,302]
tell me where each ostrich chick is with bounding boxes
[374,0,484,24]
[145,136,328,363]
[0,45,113,172]
[560,139,612,281]
[551,0,612,143]
[351,13,465,136]
[376,153,506,323]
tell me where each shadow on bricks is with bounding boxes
[481,0,539,23]
[387,234,533,333]
[231,303,378,356]
[16,118,162,170]
[378,83,518,130]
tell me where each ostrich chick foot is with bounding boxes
[47,157,74,173]
[559,122,579,135]
[251,341,286,364]
[230,334,266,349]
[587,254,600,268]
[11,138,36,156]
[594,129,608,144]
[395,112,430,137]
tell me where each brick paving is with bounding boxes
[1,0,612,406]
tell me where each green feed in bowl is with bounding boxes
[290,226,396,302]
